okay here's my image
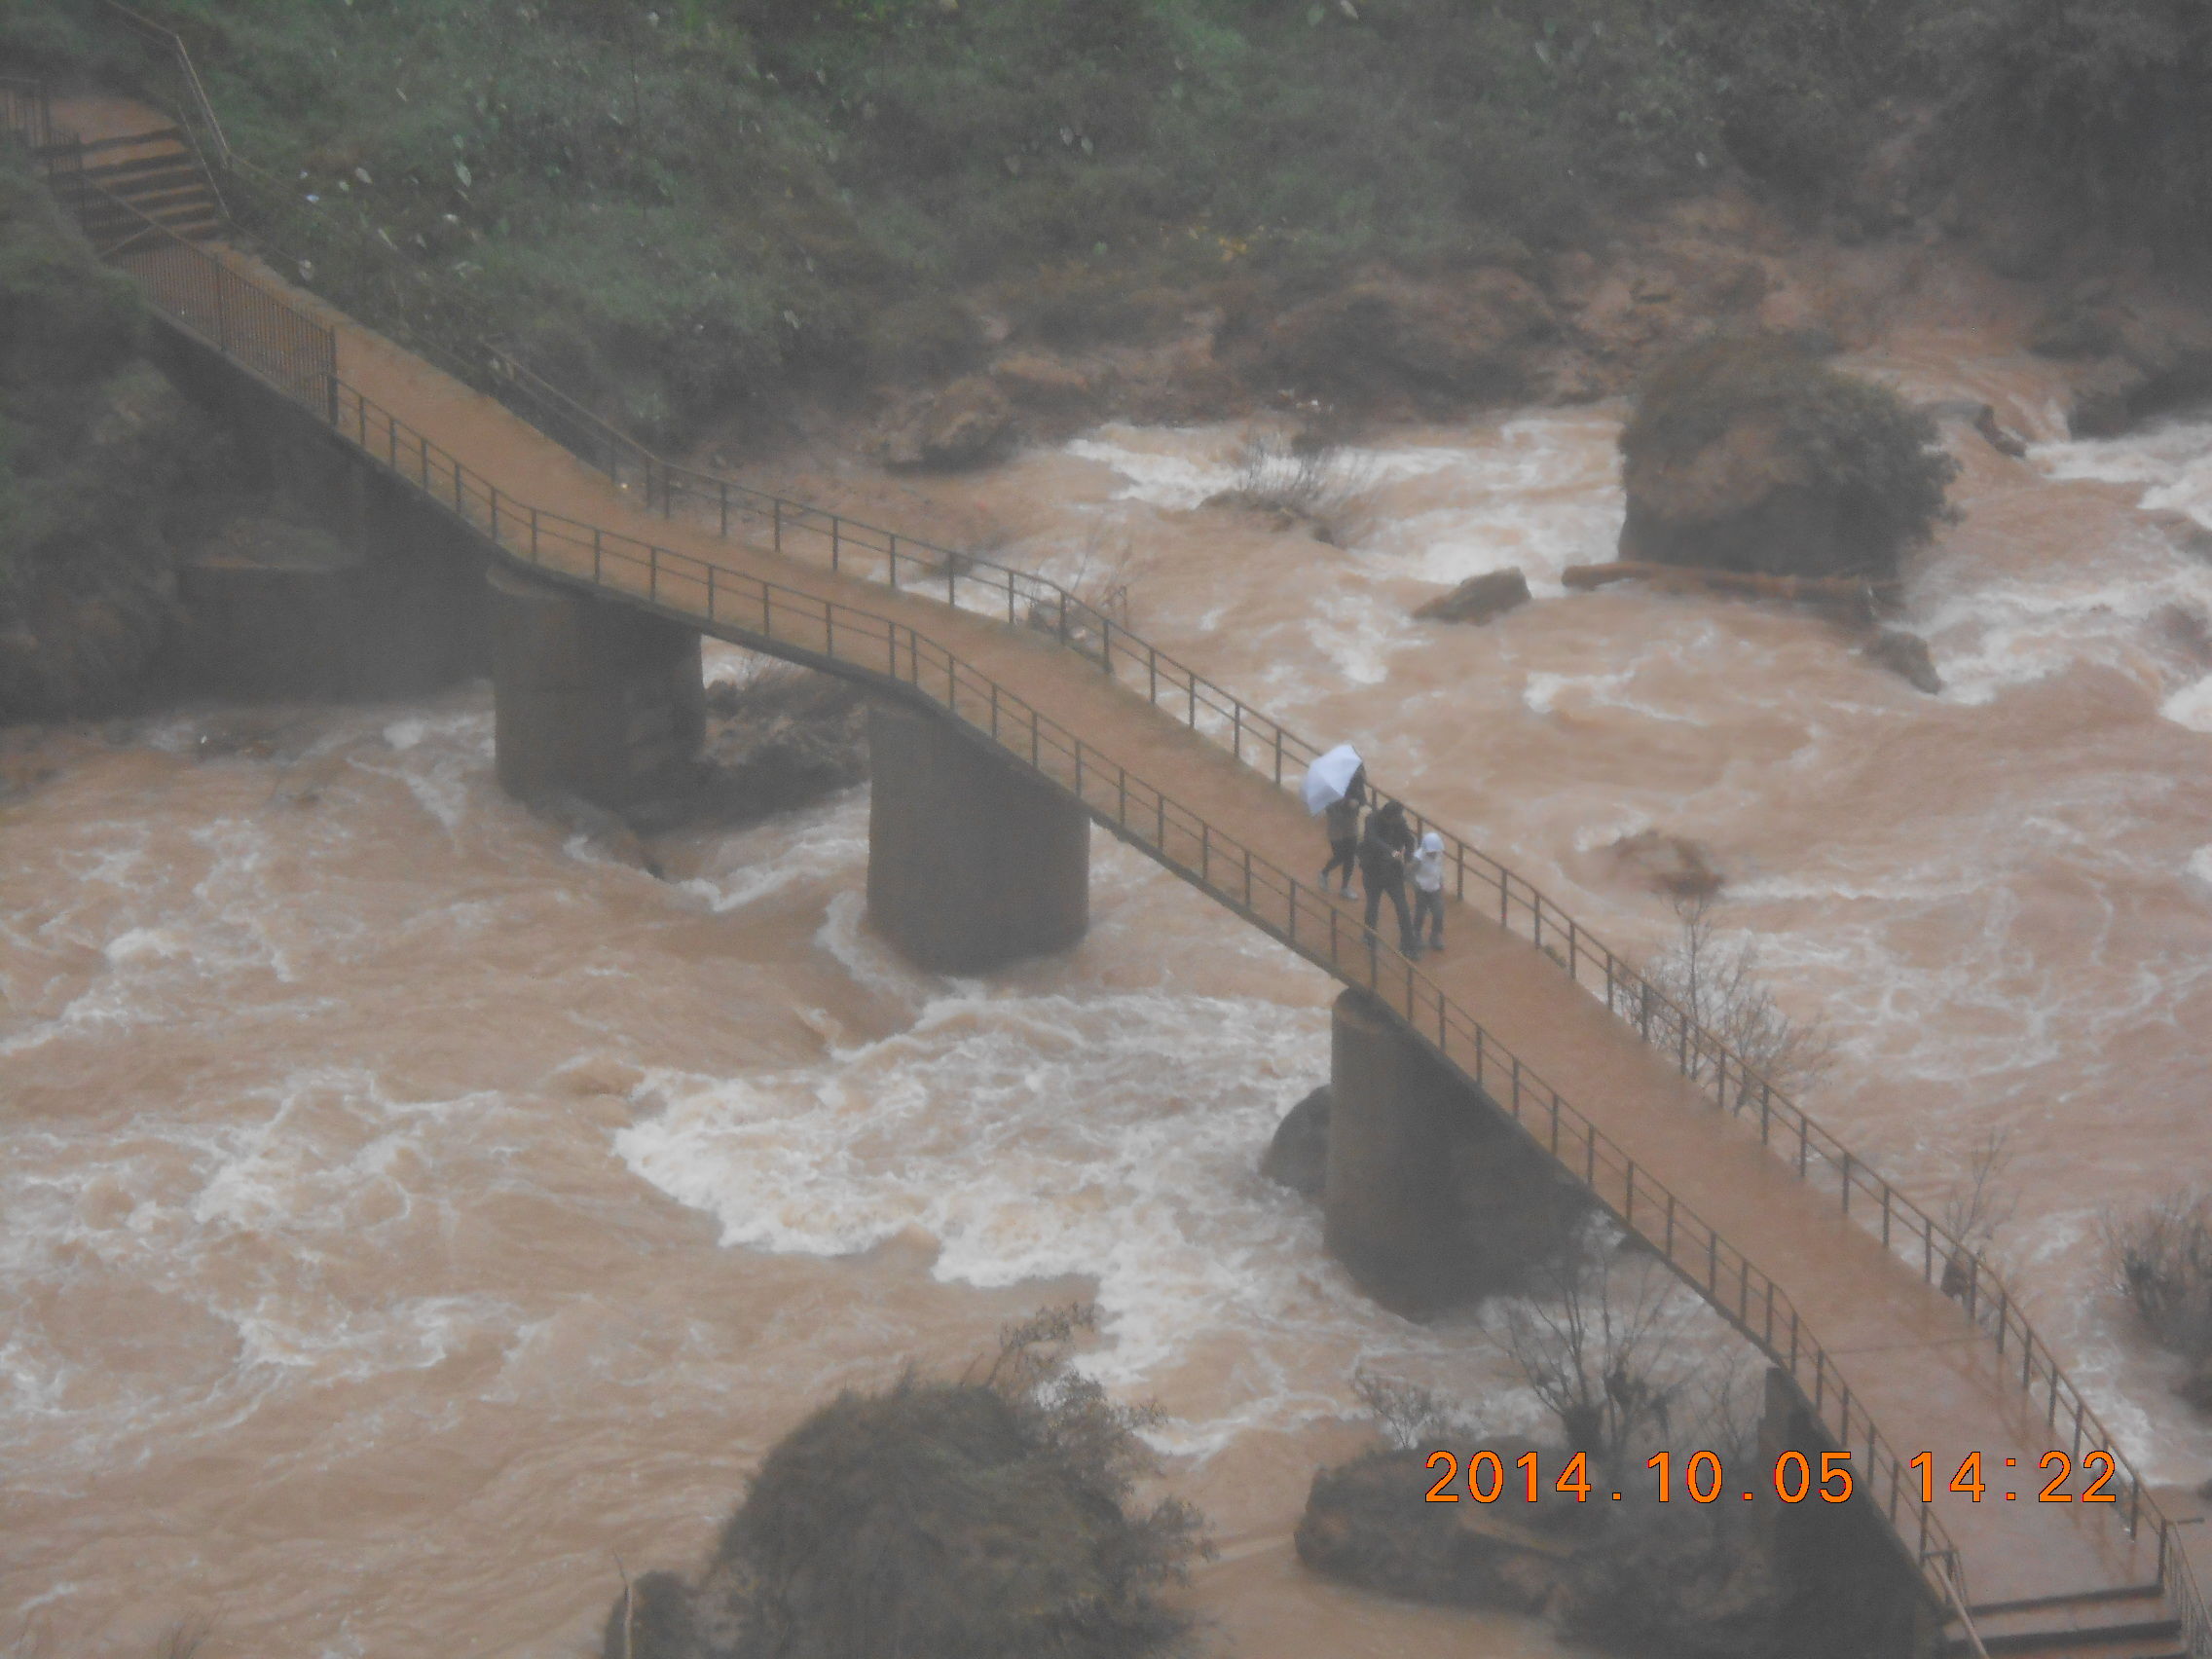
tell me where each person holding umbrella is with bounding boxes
[1304,744,1368,897]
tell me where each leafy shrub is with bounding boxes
[1206,428,1379,548]
[604,1305,1207,1659]
[1621,335,1957,580]
[1669,0,1922,198]
[1925,0,2212,245]
[2106,1189,2212,1363]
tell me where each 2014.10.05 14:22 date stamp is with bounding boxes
[1421,1448,2124,1505]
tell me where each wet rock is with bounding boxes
[881,376,1014,471]
[1252,269,1556,407]
[1414,568,1530,626]
[2148,510,2212,563]
[1864,628,1943,694]
[1295,1449,1578,1612]
[2042,292,2212,435]
[603,1326,1203,1659]
[1261,1086,1330,1198]
[989,350,1095,412]
[1620,416,1844,571]
[2182,1355,2212,1415]
[2066,356,2153,439]
[1618,337,1955,582]
[2154,605,2212,667]
[530,790,665,878]
[1301,1446,1790,1659]
[1974,404,2029,459]
[194,712,332,762]
[1606,830,1723,901]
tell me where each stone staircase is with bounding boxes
[68,125,222,251]
[1949,1587,2185,1659]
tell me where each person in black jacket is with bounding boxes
[1357,798,1419,959]
[1318,771,1366,896]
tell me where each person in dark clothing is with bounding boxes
[1358,798,1419,958]
[1319,792,1363,896]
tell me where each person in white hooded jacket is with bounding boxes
[1411,830,1447,952]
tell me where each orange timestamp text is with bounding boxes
[1421,1448,2123,1505]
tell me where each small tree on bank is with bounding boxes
[2105,1189,2212,1410]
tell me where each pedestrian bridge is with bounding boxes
[22,77,2210,1659]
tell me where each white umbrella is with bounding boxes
[1302,744,1364,816]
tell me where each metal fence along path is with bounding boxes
[15,72,2207,1653]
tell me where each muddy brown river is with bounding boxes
[6,337,2212,1655]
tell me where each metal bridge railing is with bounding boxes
[330,371,1978,1612]
[466,342,2198,1560]
[0,77,54,153]
[25,88,2204,1646]
[103,0,233,197]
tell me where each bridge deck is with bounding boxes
[219,243,2155,1612]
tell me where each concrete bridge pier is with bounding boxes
[865,701,1088,974]
[1324,990,1585,1315]
[487,565,704,810]
[1757,1366,1943,1659]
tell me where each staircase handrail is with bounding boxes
[40,125,2207,1654]
[101,0,231,175]
[0,77,55,152]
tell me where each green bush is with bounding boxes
[1922,0,2212,245]
[1621,336,1957,580]
[20,0,2194,446]
[603,1306,1207,1659]
[4,0,1756,438]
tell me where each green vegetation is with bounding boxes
[1620,336,1958,580]
[1929,0,2212,242]
[2107,1188,2212,1410]
[0,151,228,716]
[0,0,1933,436]
[5,0,2207,443]
[603,1306,1207,1659]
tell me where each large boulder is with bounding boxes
[1863,628,1942,694]
[881,376,1014,471]
[1260,1087,1330,1198]
[1251,270,1556,407]
[598,1314,1204,1659]
[1299,1446,1790,1659]
[1414,568,1530,626]
[1616,336,1957,582]
[1294,1449,1580,1613]
[2182,1355,2212,1415]
[2035,285,2212,436]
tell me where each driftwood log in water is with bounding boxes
[1563,561,1899,605]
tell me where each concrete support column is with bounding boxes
[1323,990,1586,1315]
[1757,1366,1943,1659]
[488,564,704,811]
[865,701,1088,974]
[1324,990,1469,1314]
